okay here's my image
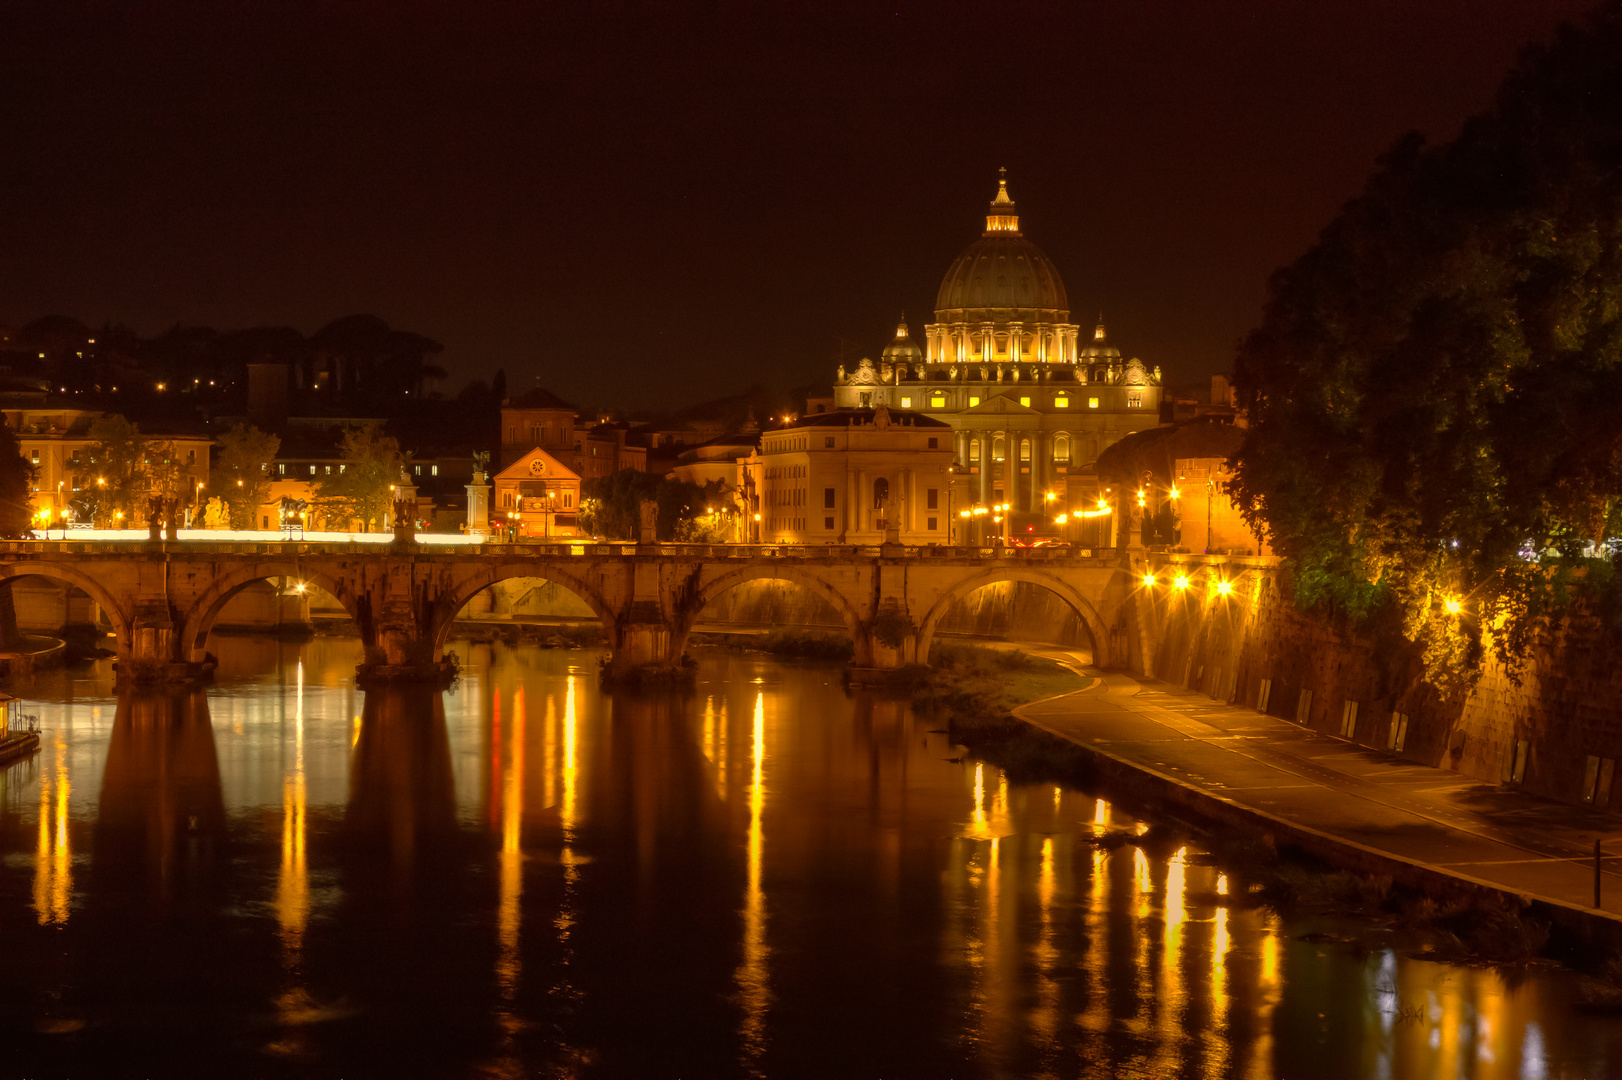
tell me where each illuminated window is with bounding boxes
[1054,434,1070,463]
[1055,395,1069,408]
[1088,397,1099,409]
[900,396,912,408]
[930,395,945,408]
[431,465,438,476]
[969,441,981,463]
[992,436,1005,462]
[968,396,980,407]
[1020,439,1030,462]
[1019,396,1030,407]
[1128,391,1143,408]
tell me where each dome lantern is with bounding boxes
[985,167,1020,236]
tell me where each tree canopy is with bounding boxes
[1230,10,1622,695]
[0,418,35,538]
[315,424,402,532]
[212,423,280,529]
[579,470,721,541]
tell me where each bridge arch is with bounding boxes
[673,564,867,663]
[431,563,617,657]
[180,563,362,662]
[915,566,1112,669]
[0,561,131,648]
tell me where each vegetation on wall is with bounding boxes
[1230,10,1622,697]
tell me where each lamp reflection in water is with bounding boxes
[735,691,770,1066]
[33,735,71,925]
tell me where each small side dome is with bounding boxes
[1077,317,1122,361]
[881,314,923,362]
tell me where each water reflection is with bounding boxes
[94,690,226,906]
[0,644,1613,1078]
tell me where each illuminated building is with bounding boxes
[739,406,954,544]
[831,172,1164,519]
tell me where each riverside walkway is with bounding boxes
[1017,657,1622,924]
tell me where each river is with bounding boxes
[0,637,1616,1079]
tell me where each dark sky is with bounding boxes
[0,0,1597,411]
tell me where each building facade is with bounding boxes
[499,389,649,478]
[740,406,954,545]
[491,447,582,539]
[3,404,211,527]
[830,173,1164,522]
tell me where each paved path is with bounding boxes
[1014,651,1622,921]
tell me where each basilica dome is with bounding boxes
[934,237,1069,314]
[923,171,1082,365]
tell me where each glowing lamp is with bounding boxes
[1173,575,1190,590]
[1216,580,1232,596]
[1169,487,1180,499]
[1443,597,1463,615]
[1054,513,1068,524]
[1142,573,1155,587]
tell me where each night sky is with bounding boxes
[0,1,1596,412]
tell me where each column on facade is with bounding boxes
[846,468,857,539]
[857,469,868,535]
[1030,432,1043,515]
[908,469,919,534]
[978,434,990,508]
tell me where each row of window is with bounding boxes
[965,433,1092,464]
[770,515,942,535]
[875,392,1145,410]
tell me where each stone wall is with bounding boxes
[1145,564,1622,809]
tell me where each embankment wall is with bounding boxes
[1146,565,1622,809]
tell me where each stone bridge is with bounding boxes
[0,539,1150,684]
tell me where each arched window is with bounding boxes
[1020,438,1031,462]
[872,477,890,509]
[1054,434,1070,463]
[992,436,1005,462]
[969,439,981,463]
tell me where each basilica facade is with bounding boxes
[830,172,1164,519]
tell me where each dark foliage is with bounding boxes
[1231,10,1622,694]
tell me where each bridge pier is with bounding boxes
[117,601,216,687]
[357,597,456,686]
[603,558,688,685]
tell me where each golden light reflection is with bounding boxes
[735,691,770,1060]
[33,736,71,925]
[498,687,526,996]
[1246,912,1283,1080]
[1155,846,1188,1077]
[275,662,309,950]
[1079,846,1109,1033]
[1031,837,1058,1045]
[973,763,986,827]
[1092,796,1110,836]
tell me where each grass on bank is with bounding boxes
[914,645,1092,785]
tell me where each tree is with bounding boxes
[316,424,402,532]
[212,423,280,529]
[0,417,36,538]
[1230,10,1622,696]
[579,471,716,541]
[80,415,152,525]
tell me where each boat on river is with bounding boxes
[0,695,40,764]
